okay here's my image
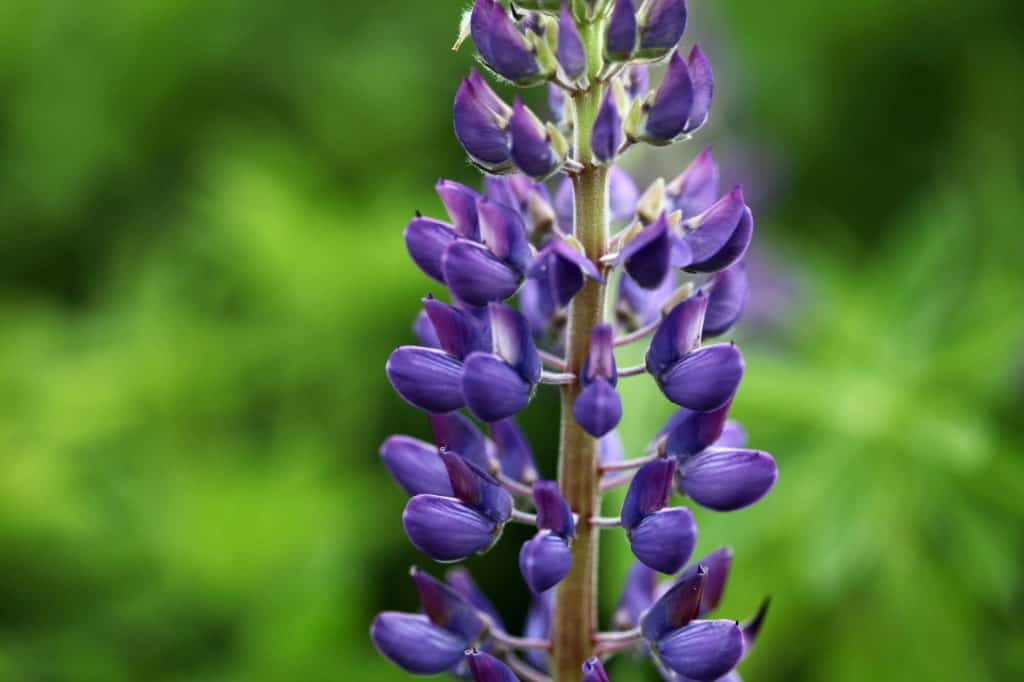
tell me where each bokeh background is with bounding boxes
[1,0,1022,680]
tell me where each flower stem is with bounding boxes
[552,18,609,681]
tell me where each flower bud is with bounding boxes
[555,176,574,229]
[717,420,747,448]
[491,417,539,483]
[621,458,676,530]
[380,436,454,497]
[443,242,524,306]
[519,529,573,593]
[646,292,708,377]
[528,236,603,306]
[666,146,719,219]
[599,429,625,467]
[703,261,748,337]
[440,448,513,523]
[628,46,712,146]
[677,447,777,511]
[533,480,576,537]
[628,507,697,573]
[654,620,744,681]
[617,211,673,288]
[636,0,687,61]
[471,0,546,85]
[574,324,622,437]
[403,493,501,562]
[405,216,458,284]
[557,2,587,81]
[437,179,482,240]
[453,70,513,172]
[478,198,533,272]
[680,187,753,273]
[592,84,624,165]
[466,649,519,682]
[489,302,543,382]
[605,0,637,62]
[423,295,489,360]
[658,344,744,412]
[582,657,611,682]
[463,352,535,422]
[660,402,731,458]
[510,98,569,180]
[370,612,468,674]
[386,347,466,414]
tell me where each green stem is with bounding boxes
[551,19,609,681]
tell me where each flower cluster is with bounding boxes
[376,1,777,680]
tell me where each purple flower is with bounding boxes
[678,187,753,274]
[466,649,519,682]
[523,590,554,672]
[702,261,749,337]
[462,303,542,422]
[574,324,623,437]
[613,560,658,629]
[620,459,697,573]
[437,179,483,240]
[593,86,624,164]
[623,64,650,101]
[529,235,603,307]
[520,480,576,593]
[582,657,611,682]
[617,212,674,288]
[447,567,505,630]
[453,69,513,172]
[380,437,454,497]
[605,0,638,62]
[471,0,545,85]
[637,0,687,61]
[610,166,641,221]
[667,147,720,219]
[631,46,714,146]
[557,2,587,81]
[510,98,568,180]
[430,412,492,471]
[490,417,539,484]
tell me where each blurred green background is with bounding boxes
[1,1,1022,680]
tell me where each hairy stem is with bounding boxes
[552,18,609,681]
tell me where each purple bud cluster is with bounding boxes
[376,1,777,680]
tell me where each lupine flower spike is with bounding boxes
[378,1,779,680]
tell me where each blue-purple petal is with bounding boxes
[685,45,713,133]
[533,480,576,537]
[466,649,520,682]
[453,71,512,168]
[488,302,542,383]
[646,292,709,377]
[638,0,687,59]
[678,448,778,511]
[403,494,498,562]
[405,216,457,283]
[667,147,719,218]
[371,612,468,674]
[519,530,573,594]
[510,98,560,179]
[662,401,732,458]
[642,564,706,642]
[573,379,623,438]
[582,657,611,682]
[443,241,523,306]
[462,352,534,422]
[430,412,491,471]
[477,198,532,273]
[703,262,748,337]
[557,2,587,79]
[628,507,697,574]
[621,458,676,529]
[645,50,694,143]
[592,88,623,164]
[619,212,673,288]
[605,0,637,61]
[656,620,744,682]
[471,0,541,84]
[386,346,465,414]
[658,344,743,412]
[614,560,658,629]
[609,165,640,222]
[380,436,453,497]
[437,179,482,240]
[491,417,538,483]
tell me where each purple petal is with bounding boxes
[715,421,747,448]
[549,83,567,126]
[430,412,491,470]
[555,176,574,229]
[688,206,753,274]
[614,561,658,629]
[662,401,732,458]
[609,166,640,222]
[453,72,512,169]
[656,620,744,682]
[619,212,673,289]
[437,179,482,240]
[533,480,576,537]
[467,649,520,682]
[443,241,523,306]
[638,0,687,59]
[628,507,697,574]
[446,567,505,631]
[371,612,468,674]
[658,344,743,412]
[667,147,719,219]
[423,296,486,360]
[677,547,733,615]
[489,302,542,383]
[685,45,713,133]
[742,597,770,650]
[592,88,623,164]
[413,310,442,348]
[403,494,498,562]
[678,448,778,511]
[645,50,694,143]
[484,175,520,212]
[477,197,532,273]
[519,530,573,594]
[703,262,748,337]
[619,269,676,327]
[646,292,709,377]
[600,429,626,466]
[642,563,706,641]
[582,657,611,682]
[380,436,453,497]
[439,447,512,522]
[404,216,456,283]
[605,0,637,61]
[573,379,623,438]
[510,98,560,179]
[621,458,677,529]
[411,566,484,642]
[491,417,538,483]
[682,188,751,273]
[462,352,534,422]
[386,346,465,414]
[519,276,558,334]
[623,64,649,101]
[523,591,554,672]
[582,323,617,385]
[557,2,587,79]
[471,0,540,85]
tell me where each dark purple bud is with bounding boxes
[662,401,732,458]
[471,0,542,85]
[387,347,465,414]
[666,147,719,218]
[623,64,649,101]
[466,649,519,682]
[645,292,709,377]
[462,352,534,422]
[582,324,617,385]
[609,166,640,222]
[618,212,673,288]
[592,88,623,164]
[642,563,706,641]
[655,620,744,682]
[533,480,576,537]
[703,261,748,337]
[519,529,573,594]
[658,344,744,412]
[414,310,442,349]
[582,658,611,682]
[381,436,453,497]
[716,421,747,448]
[446,567,505,631]
[677,448,777,511]
[430,412,491,471]
[489,302,542,383]
[621,458,676,529]
[605,0,637,62]
[685,45,713,132]
[477,198,532,273]
[614,561,658,629]
[405,216,457,283]
[628,507,697,573]
[600,429,626,467]
[549,83,567,126]
[440,447,513,523]
[574,380,623,438]
[437,180,482,240]
[453,71,513,171]
[371,612,468,674]
[557,2,587,79]
[491,417,538,483]
[411,566,484,642]
[682,188,753,274]
[523,591,554,671]
[424,296,487,360]
[555,177,574,229]
[637,0,687,60]
[677,547,733,615]
[742,597,770,649]
[443,241,523,306]
[510,99,563,180]
[529,237,603,307]
[403,494,499,562]
[643,50,694,144]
